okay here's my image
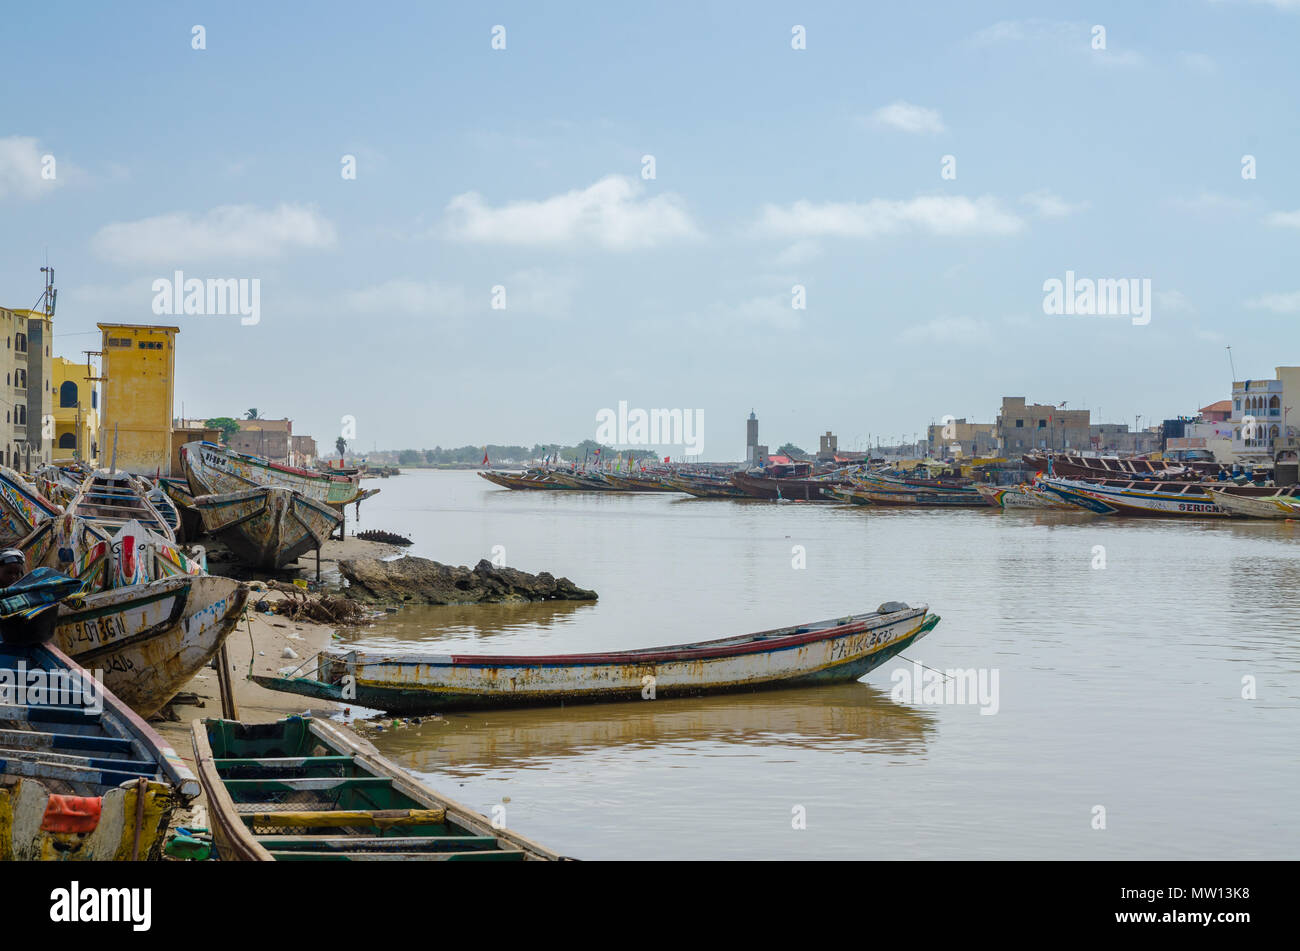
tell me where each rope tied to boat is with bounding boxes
[896,654,957,681]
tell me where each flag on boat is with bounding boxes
[482,447,489,466]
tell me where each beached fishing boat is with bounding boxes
[1023,452,1232,481]
[182,441,373,509]
[1206,488,1300,519]
[67,469,178,541]
[252,604,940,714]
[0,639,198,860]
[158,476,203,540]
[55,573,248,718]
[192,714,564,861]
[192,486,342,570]
[0,467,62,547]
[828,486,873,505]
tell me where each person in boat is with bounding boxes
[0,549,26,588]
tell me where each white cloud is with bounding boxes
[969,19,1143,65]
[92,203,337,265]
[442,175,698,248]
[345,280,471,317]
[1021,190,1088,218]
[869,101,945,135]
[899,316,990,346]
[711,295,802,331]
[1173,191,1250,213]
[0,136,61,200]
[1266,209,1300,228]
[755,195,1024,239]
[1245,291,1300,313]
[772,240,821,267]
[1155,290,1194,314]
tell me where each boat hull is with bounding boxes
[183,441,368,507]
[54,575,249,717]
[730,471,838,501]
[253,608,939,714]
[1208,490,1300,519]
[0,466,62,547]
[193,486,341,569]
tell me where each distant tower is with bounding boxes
[746,410,759,465]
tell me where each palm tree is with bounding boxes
[245,408,261,420]
[335,436,347,458]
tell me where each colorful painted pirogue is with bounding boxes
[192,486,341,569]
[182,441,376,509]
[974,483,1078,509]
[67,469,178,541]
[0,466,62,547]
[844,471,985,507]
[193,715,564,861]
[1037,476,1300,517]
[0,639,198,860]
[252,604,940,714]
[666,474,751,498]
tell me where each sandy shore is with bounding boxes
[153,535,400,831]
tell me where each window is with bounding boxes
[59,381,78,407]
[1038,419,1047,428]
[14,333,26,353]
[58,433,76,449]
[137,341,163,350]
[1015,419,1024,428]
[108,337,132,348]
[92,390,98,409]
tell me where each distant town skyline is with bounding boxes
[2,1,1297,460]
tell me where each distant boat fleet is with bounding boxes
[478,452,1300,519]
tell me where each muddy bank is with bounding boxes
[339,556,598,605]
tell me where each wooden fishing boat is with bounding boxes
[192,486,342,570]
[828,486,873,505]
[544,469,619,490]
[68,469,177,542]
[158,476,204,540]
[33,463,86,508]
[252,604,941,714]
[1023,452,1232,481]
[667,475,751,498]
[730,470,841,501]
[601,472,677,492]
[848,486,987,507]
[1206,488,1300,519]
[0,639,198,860]
[1037,476,1298,518]
[55,574,249,718]
[182,441,373,509]
[477,469,570,490]
[975,483,1076,509]
[0,466,62,547]
[192,715,563,861]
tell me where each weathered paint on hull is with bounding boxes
[0,466,62,547]
[1207,490,1300,519]
[194,486,341,569]
[0,777,177,861]
[55,575,249,717]
[254,611,939,714]
[1039,478,1228,517]
[183,441,366,506]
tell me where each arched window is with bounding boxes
[1271,425,1280,438]
[59,380,78,407]
[14,332,26,353]
[16,406,25,425]
[92,390,98,409]
[58,433,76,449]
[1270,396,1281,409]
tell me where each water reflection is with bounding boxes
[368,682,934,776]
[337,599,596,650]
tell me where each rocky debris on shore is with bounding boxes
[263,580,367,624]
[338,556,598,605]
[354,529,413,546]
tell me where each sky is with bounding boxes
[1,1,1298,460]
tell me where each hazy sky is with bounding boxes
[2,1,1297,460]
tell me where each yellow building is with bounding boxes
[98,323,179,475]
[52,356,99,464]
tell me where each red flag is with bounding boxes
[663,456,669,464]
[482,446,489,465]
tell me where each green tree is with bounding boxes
[398,449,422,466]
[204,417,240,444]
[335,436,347,457]
[245,408,261,420]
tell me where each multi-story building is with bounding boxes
[1230,367,1300,463]
[98,323,179,474]
[230,418,293,462]
[996,398,1090,455]
[52,356,99,463]
[0,306,55,470]
[926,418,998,459]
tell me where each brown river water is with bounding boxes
[338,470,1297,859]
